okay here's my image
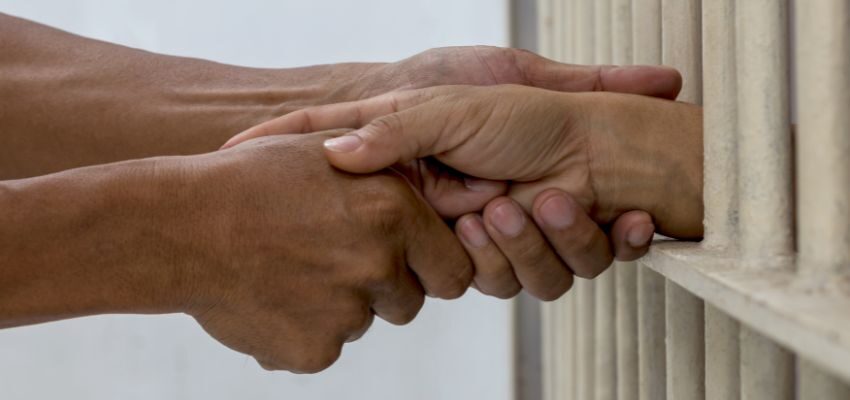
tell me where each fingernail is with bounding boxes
[538,194,576,229]
[324,135,363,153]
[464,177,502,192]
[627,223,655,248]
[490,201,525,238]
[458,216,490,249]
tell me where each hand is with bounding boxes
[181,133,472,372]
[222,85,703,300]
[346,46,683,101]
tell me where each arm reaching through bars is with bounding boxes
[224,85,703,299]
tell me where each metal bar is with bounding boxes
[795,0,850,275]
[740,326,794,400]
[701,0,738,249]
[595,269,617,400]
[662,0,703,104]
[632,0,661,65]
[660,2,705,399]
[611,0,633,65]
[734,0,793,261]
[611,3,638,399]
[632,1,665,398]
[537,0,554,59]
[705,304,740,400]
[573,2,596,398]
[574,0,595,64]
[590,3,616,400]
[638,267,666,400]
[616,263,639,400]
[576,280,596,400]
[665,281,705,400]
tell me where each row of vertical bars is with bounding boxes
[536,0,850,399]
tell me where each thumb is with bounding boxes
[322,109,447,174]
[515,50,683,99]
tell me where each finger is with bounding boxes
[455,214,522,299]
[531,189,615,279]
[512,49,683,99]
[370,260,426,326]
[322,103,458,174]
[609,210,655,262]
[403,196,474,300]
[345,311,375,343]
[222,90,433,149]
[482,197,574,301]
[394,159,507,219]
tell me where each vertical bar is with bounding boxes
[612,3,637,400]
[702,0,738,248]
[798,360,850,400]
[594,0,612,64]
[632,0,661,65]
[561,4,578,399]
[616,264,638,400]
[740,326,794,400]
[563,293,578,400]
[795,0,850,274]
[576,280,596,400]
[665,282,705,400]
[574,2,596,399]
[537,0,554,59]
[702,1,740,396]
[611,0,633,65]
[638,267,666,400]
[633,2,665,400]
[541,301,553,400]
[735,0,793,260]
[562,0,573,62]
[551,0,564,62]
[662,0,703,103]
[574,0,595,64]
[736,1,794,397]
[595,270,617,400]
[591,3,616,400]
[536,4,555,399]
[661,2,705,399]
[705,305,739,400]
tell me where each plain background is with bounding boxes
[0,1,514,399]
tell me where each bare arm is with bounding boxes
[0,13,378,179]
[0,133,474,372]
[0,13,684,180]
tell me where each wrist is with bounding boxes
[0,158,208,326]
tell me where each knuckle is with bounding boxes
[359,176,415,233]
[513,239,557,269]
[477,278,522,300]
[536,273,574,302]
[256,358,287,372]
[432,263,473,300]
[290,343,343,374]
[394,294,425,325]
[365,114,403,140]
[362,260,400,290]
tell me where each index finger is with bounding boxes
[221,90,433,149]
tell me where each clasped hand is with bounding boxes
[206,47,702,373]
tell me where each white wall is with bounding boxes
[0,1,514,399]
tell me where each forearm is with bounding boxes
[0,13,380,179]
[0,157,208,328]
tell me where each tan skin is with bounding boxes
[225,85,704,300]
[0,14,686,372]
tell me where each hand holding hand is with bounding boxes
[181,134,472,372]
[344,46,683,101]
[223,85,703,300]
